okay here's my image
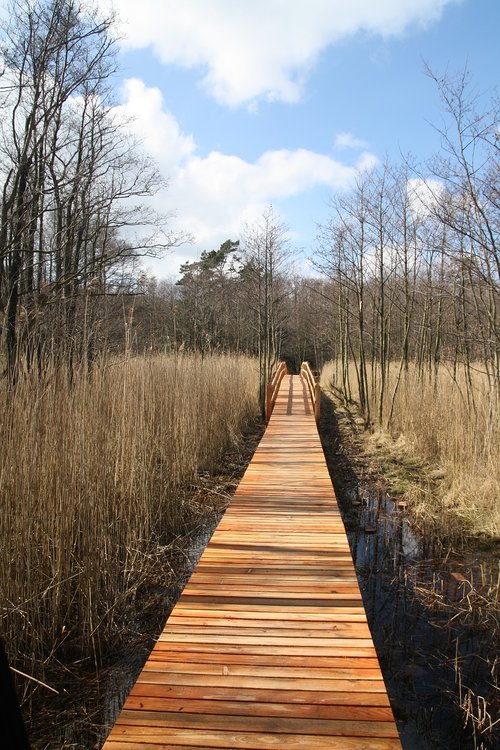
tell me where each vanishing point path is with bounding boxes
[103,373,402,749]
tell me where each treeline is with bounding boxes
[102,208,324,412]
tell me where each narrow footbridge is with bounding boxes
[103,366,402,749]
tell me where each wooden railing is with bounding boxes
[300,361,321,421]
[265,362,288,422]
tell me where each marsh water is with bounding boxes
[319,397,499,750]
[340,482,498,749]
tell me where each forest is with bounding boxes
[0,1,498,749]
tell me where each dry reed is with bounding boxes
[409,560,500,748]
[0,353,259,693]
[321,360,500,538]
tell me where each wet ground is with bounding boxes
[318,392,499,750]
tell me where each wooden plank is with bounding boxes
[150,642,377,657]
[146,653,380,669]
[125,683,392,707]
[134,673,388,693]
[139,663,383,679]
[115,711,400,737]
[102,374,402,749]
[105,728,402,749]
[167,608,368,622]
[123,698,394,721]
[158,623,372,635]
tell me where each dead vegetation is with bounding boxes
[408,558,500,750]
[0,352,259,743]
[321,360,500,542]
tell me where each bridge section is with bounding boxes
[103,374,402,749]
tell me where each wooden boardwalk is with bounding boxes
[103,374,402,749]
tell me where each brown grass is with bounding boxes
[321,361,500,539]
[0,353,259,695]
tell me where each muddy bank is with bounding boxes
[318,390,499,750]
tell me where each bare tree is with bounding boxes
[241,206,292,413]
[0,0,181,378]
[419,66,499,396]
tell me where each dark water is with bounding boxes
[319,398,499,750]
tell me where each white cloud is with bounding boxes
[100,0,461,106]
[407,177,444,218]
[116,80,379,275]
[115,79,196,173]
[335,132,369,150]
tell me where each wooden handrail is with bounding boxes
[300,361,321,421]
[265,362,288,422]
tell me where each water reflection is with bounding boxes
[335,479,498,750]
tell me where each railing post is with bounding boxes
[265,382,273,423]
[300,361,321,422]
[314,382,321,421]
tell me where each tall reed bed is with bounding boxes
[0,353,259,687]
[321,361,499,537]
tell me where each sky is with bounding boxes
[3,0,500,278]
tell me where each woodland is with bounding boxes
[0,1,498,748]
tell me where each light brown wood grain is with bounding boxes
[102,373,401,749]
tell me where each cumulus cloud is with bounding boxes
[99,0,460,106]
[116,80,378,274]
[115,79,196,173]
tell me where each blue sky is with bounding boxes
[5,0,498,277]
[120,1,497,161]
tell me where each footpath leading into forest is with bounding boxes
[102,371,401,749]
